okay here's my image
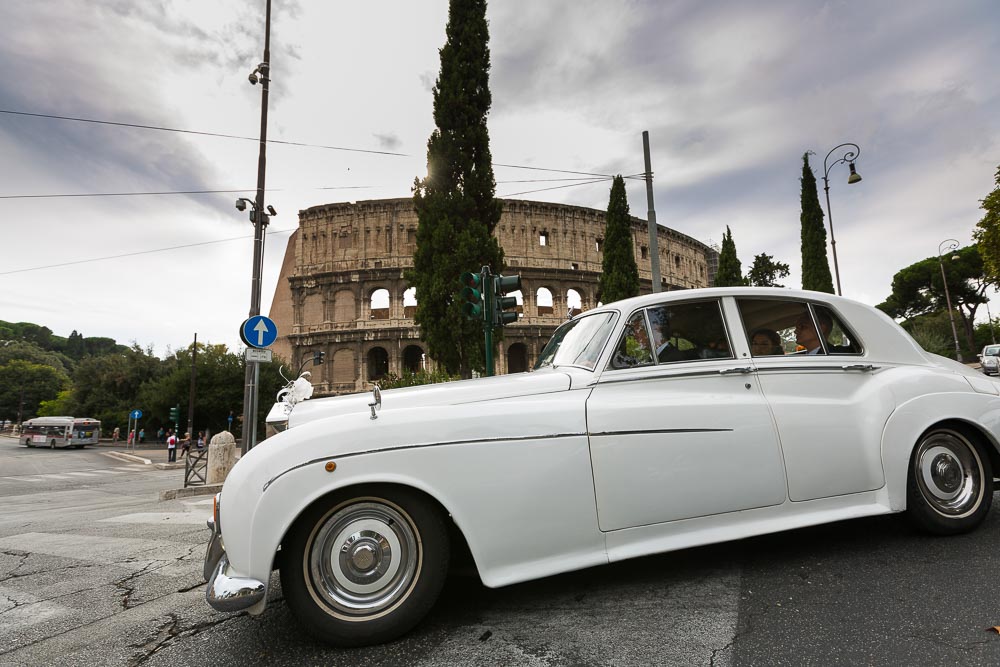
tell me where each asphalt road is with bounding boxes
[1,434,998,666]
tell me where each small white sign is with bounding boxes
[245,348,273,363]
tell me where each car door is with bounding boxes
[586,298,787,532]
[737,297,890,502]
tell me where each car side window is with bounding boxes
[737,299,863,356]
[649,300,732,363]
[607,299,731,370]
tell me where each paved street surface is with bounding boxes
[1,433,998,666]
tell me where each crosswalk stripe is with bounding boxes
[37,474,71,480]
[64,472,98,477]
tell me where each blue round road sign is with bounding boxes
[130,409,143,420]
[241,315,278,349]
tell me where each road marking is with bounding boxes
[64,472,98,477]
[36,474,72,480]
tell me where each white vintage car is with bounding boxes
[204,287,1000,646]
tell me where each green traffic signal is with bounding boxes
[459,271,486,320]
[493,273,522,326]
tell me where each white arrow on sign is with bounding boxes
[253,319,270,346]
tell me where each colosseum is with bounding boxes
[268,198,718,396]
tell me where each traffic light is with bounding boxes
[493,273,522,326]
[313,350,325,365]
[459,271,486,320]
[169,406,179,425]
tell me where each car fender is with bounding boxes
[222,389,606,592]
[881,391,1000,511]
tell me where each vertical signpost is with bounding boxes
[240,315,278,453]
[128,409,142,451]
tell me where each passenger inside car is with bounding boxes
[750,328,783,356]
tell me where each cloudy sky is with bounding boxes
[3,0,998,356]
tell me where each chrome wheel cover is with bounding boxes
[305,500,420,619]
[914,431,984,518]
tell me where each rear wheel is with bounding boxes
[280,486,450,647]
[23,437,32,448]
[906,427,993,535]
[50,439,57,449]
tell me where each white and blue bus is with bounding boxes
[21,416,101,449]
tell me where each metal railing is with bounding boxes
[184,449,208,488]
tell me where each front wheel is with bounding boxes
[280,486,450,647]
[906,427,994,535]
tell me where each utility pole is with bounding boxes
[187,333,197,444]
[241,0,272,454]
[642,131,663,292]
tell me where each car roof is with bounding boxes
[588,286,865,315]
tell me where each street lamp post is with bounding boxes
[240,0,272,455]
[938,238,963,363]
[821,143,863,296]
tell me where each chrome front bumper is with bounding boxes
[204,514,266,613]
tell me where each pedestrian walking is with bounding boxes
[166,430,177,463]
[180,432,192,458]
[128,430,135,446]
[139,429,145,443]
[157,427,164,443]
[112,426,120,443]
[197,431,206,450]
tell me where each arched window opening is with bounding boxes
[507,343,528,374]
[402,287,417,319]
[536,287,553,316]
[403,345,424,374]
[370,288,390,320]
[566,289,583,318]
[367,347,389,380]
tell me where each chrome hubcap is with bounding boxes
[307,501,419,617]
[915,432,983,517]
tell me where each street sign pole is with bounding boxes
[241,0,272,456]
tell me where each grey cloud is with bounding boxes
[373,133,403,151]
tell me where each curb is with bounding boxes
[160,484,223,501]
[154,462,187,470]
[103,451,152,465]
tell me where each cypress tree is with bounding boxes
[407,0,503,378]
[800,152,835,293]
[714,226,745,287]
[598,175,640,303]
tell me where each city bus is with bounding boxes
[21,416,102,449]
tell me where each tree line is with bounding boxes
[0,325,287,438]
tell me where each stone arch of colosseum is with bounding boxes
[268,198,717,396]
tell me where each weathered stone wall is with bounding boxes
[268,198,716,395]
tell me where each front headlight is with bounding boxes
[265,402,290,433]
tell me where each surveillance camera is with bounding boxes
[249,71,259,85]
[267,205,277,216]
[235,199,247,212]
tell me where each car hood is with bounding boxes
[286,368,575,429]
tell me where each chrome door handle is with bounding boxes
[719,366,753,375]
[841,364,878,372]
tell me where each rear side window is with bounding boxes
[738,299,863,356]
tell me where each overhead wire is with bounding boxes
[0,227,297,276]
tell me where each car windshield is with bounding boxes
[985,345,1000,356]
[534,312,617,370]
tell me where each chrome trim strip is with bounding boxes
[597,368,732,385]
[590,428,733,437]
[262,432,587,492]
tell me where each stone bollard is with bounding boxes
[207,431,237,485]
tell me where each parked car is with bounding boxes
[204,288,1000,647]
[979,344,1000,376]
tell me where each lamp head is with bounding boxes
[266,205,277,216]
[847,161,862,184]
